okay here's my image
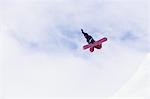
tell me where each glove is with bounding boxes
[81,29,84,33]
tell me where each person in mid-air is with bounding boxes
[81,29,95,44]
[81,29,101,49]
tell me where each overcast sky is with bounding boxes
[0,0,149,99]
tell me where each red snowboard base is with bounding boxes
[83,37,107,52]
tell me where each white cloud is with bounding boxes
[0,0,149,98]
[0,0,149,53]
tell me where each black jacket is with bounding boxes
[82,32,95,44]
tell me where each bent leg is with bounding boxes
[90,47,94,52]
[95,44,102,49]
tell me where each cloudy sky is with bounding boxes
[0,0,149,99]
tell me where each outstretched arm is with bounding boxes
[81,29,85,34]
